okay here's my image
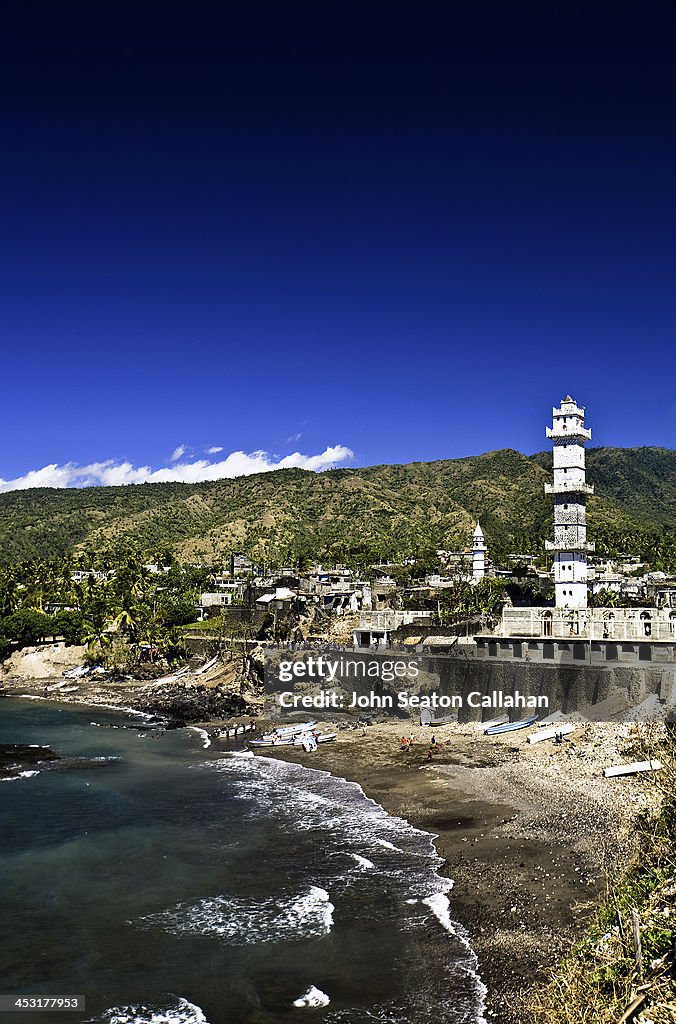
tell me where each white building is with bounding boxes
[544,396,594,609]
[472,521,486,580]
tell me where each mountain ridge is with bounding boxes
[0,446,674,568]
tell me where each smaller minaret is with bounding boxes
[472,522,486,580]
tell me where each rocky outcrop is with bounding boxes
[2,643,87,680]
[140,682,258,724]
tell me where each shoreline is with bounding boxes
[2,679,650,1022]
[254,719,648,1023]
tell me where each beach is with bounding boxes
[256,718,650,1023]
[1,664,652,1023]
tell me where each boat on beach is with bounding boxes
[248,720,320,748]
[420,708,457,727]
[293,731,337,747]
[62,665,92,679]
[249,722,329,749]
[249,735,296,747]
[478,714,509,731]
[266,720,318,737]
[484,716,539,735]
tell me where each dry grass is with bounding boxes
[524,724,675,1024]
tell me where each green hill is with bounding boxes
[0,446,674,568]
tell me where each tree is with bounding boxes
[1,609,55,646]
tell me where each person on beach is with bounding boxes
[431,735,436,746]
[400,736,409,751]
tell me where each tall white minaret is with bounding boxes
[545,396,594,609]
[472,521,486,579]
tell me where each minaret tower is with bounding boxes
[545,396,594,609]
[472,521,486,580]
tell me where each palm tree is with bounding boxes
[114,607,138,640]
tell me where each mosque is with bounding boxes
[500,397,676,643]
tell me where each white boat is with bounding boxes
[485,716,538,735]
[268,721,318,738]
[293,731,336,746]
[603,759,663,778]
[249,735,296,748]
[527,724,576,745]
[62,665,91,679]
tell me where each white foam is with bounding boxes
[349,853,375,870]
[422,892,457,936]
[91,997,209,1023]
[207,752,488,1022]
[1,770,40,782]
[292,986,330,1008]
[137,886,334,945]
[373,838,404,853]
[189,727,211,749]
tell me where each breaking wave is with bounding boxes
[89,997,209,1023]
[136,886,334,945]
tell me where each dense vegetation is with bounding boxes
[0,447,674,571]
[0,554,212,668]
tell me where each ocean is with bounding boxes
[0,698,486,1024]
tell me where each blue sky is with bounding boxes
[1,5,675,490]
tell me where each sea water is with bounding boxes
[0,698,486,1024]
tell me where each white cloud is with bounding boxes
[170,445,187,462]
[0,445,354,493]
[287,432,303,443]
[206,446,224,454]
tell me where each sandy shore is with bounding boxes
[2,671,653,1023]
[251,718,651,1023]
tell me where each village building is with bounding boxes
[352,609,435,648]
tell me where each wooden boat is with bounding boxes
[484,716,539,735]
[249,735,296,748]
[420,708,456,727]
